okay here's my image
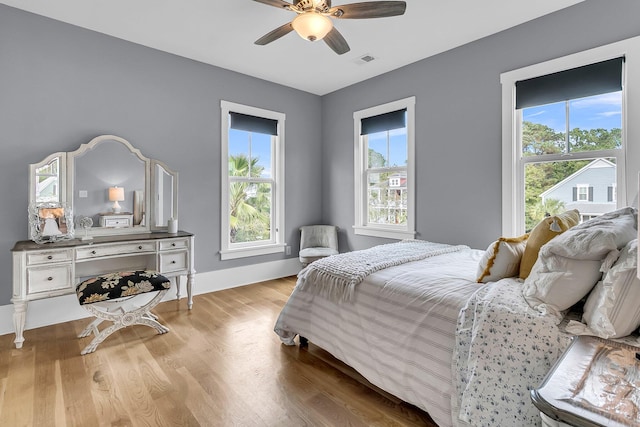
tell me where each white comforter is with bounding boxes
[275,247,484,427]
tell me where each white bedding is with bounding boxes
[274,244,576,427]
[275,247,484,427]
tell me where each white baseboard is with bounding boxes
[0,258,301,339]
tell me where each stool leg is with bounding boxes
[78,317,104,338]
[79,290,170,355]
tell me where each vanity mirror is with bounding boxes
[28,135,178,240]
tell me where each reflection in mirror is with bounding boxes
[151,161,178,230]
[34,157,61,203]
[73,139,146,229]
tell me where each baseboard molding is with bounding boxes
[0,258,302,338]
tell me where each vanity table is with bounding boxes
[11,231,194,349]
[13,135,194,349]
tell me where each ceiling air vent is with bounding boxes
[357,54,376,64]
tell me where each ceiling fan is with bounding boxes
[252,0,407,55]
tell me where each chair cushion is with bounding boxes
[299,247,339,263]
[76,270,171,305]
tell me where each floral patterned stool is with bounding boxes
[76,270,171,355]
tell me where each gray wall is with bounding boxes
[0,5,323,306]
[321,0,640,252]
[2,1,640,307]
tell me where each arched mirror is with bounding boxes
[28,135,178,240]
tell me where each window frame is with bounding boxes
[500,37,640,236]
[353,96,416,240]
[220,100,286,260]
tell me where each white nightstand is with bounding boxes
[99,212,134,228]
[531,335,640,427]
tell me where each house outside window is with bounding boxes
[499,37,640,236]
[220,101,285,260]
[353,97,416,240]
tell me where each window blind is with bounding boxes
[230,112,278,135]
[361,109,406,135]
[515,57,624,109]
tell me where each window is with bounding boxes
[220,101,285,260]
[353,97,415,239]
[499,37,640,236]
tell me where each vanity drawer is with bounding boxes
[159,238,189,251]
[76,242,156,260]
[159,251,188,273]
[27,249,73,266]
[27,265,73,295]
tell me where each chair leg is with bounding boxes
[79,290,169,355]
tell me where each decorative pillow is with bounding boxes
[523,207,638,320]
[476,234,528,283]
[519,209,580,279]
[576,239,640,338]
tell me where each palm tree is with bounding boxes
[228,154,271,243]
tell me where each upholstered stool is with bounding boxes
[76,270,171,355]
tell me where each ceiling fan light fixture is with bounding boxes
[291,12,333,42]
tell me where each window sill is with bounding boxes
[353,226,416,240]
[220,243,285,260]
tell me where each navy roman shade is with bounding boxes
[515,57,624,109]
[361,109,406,135]
[230,112,278,135]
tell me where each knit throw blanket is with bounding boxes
[297,240,469,303]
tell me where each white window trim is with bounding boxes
[501,36,640,236]
[576,184,589,201]
[353,96,416,240]
[220,100,286,260]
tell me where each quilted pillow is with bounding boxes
[523,207,638,320]
[476,234,528,283]
[574,239,640,338]
[519,209,580,279]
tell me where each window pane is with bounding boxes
[367,171,407,226]
[389,128,407,167]
[251,133,272,178]
[229,181,272,243]
[524,158,616,231]
[569,92,622,152]
[368,133,387,168]
[522,101,566,156]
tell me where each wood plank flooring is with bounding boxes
[0,276,437,426]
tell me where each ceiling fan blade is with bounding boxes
[252,0,294,10]
[324,27,350,55]
[329,1,406,19]
[255,22,294,45]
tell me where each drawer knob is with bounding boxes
[138,246,143,250]
[91,250,97,255]
[171,260,176,264]
[47,277,53,281]
[171,243,176,247]
[47,255,53,260]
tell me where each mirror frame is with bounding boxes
[28,135,178,239]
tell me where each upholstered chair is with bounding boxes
[299,225,339,266]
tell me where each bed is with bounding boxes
[274,208,639,427]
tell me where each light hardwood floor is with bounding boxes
[0,276,437,426]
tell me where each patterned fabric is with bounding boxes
[453,278,573,426]
[76,270,171,305]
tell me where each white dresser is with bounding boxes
[11,230,195,349]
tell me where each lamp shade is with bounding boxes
[292,12,333,41]
[108,186,125,202]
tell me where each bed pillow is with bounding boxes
[580,239,640,338]
[523,207,638,319]
[476,234,528,283]
[519,209,580,280]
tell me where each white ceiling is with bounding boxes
[2,0,584,95]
